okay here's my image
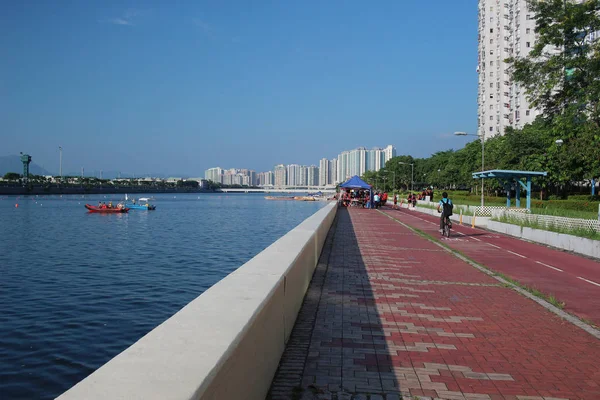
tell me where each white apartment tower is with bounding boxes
[307,165,319,186]
[477,0,541,138]
[319,158,329,186]
[329,158,338,185]
[274,164,286,188]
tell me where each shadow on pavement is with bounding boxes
[268,207,402,399]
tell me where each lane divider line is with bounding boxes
[535,261,563,272]
[507,250,527,259]
[487,243,502,249]
[577,277,600,287]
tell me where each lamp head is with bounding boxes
[454,131,468,136]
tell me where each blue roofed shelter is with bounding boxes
[340,175,373,208]
[471,170,547,210]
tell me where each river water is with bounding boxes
[0,193,326,399]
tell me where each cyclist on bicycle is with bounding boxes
[437,192,453,234]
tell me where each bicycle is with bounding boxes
[441,215,451,238]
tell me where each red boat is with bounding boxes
[85,204,129,213]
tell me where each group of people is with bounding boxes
[336,187,454,236]
[337,189,389,208]
[97,201,124,209]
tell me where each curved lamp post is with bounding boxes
[455,131,484,208]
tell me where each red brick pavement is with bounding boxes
[269,208,600,400]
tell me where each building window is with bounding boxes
[526,28,531,34]
[526,42,531,47]
[526,110,530,116]
[490,83,494,88]
[490,105,493,110]
[490,39,493,44]
[490,71,493,77]
[490,28,493,33]
[490,126,494,132]
[490,94,494,99]
[490,61,494,66]
[490,17,493,22]
[490,116,493,120]
[526,14,531,20]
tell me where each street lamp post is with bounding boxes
[59,146,63,179]
[398,162,414,192]
[455,131,485,208]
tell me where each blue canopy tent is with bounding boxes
[340,175,373,208]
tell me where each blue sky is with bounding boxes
[1,0,478,176]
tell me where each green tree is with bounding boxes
[507,0,600,128]
[3,172,20,181]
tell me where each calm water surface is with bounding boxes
[0,193,326,399]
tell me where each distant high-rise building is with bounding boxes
[299,165,309,186]
[337,151,349,183]
[274,164,286,188]
[319,158,329,186]
[384,145,396,162]
[205,167,224,184]
[287,164,301,186]
[307,165,319,186]
[329,158,338,185]
[335,145,395,182]
[264,171,274,186]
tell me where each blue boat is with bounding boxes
[125,196,156,210]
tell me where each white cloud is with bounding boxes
[108,18,133,26]
[103,9,142,26]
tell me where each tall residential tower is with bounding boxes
[477,0,540,138]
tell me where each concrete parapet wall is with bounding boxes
[488,220,600,260]
[57,202,338,400]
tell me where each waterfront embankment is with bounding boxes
[0,185,212,195]
[56,202,337,400]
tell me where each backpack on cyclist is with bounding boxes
[442,199,453,216]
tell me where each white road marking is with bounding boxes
[487,243,502,249]
[471,237,482,242]
[507,250,527,259]
[577,277,600,287]
[535,261,563,272]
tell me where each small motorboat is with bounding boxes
[85,204,129,213]
[125,196,156,210]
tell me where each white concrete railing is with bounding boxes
[399,200,528,217]
[57,202,338,400]
[492,209,600,233]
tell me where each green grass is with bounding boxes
[530,207,598,219]
[493,214,600,240]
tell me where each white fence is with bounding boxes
[414,201,528,217]
[492,209,600,233]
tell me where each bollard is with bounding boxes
[460,209,463,225]
[598,204,600,222]
[472,212,476,228]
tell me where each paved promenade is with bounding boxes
[268,208,600,400]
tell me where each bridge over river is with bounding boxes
[216,187,336,194]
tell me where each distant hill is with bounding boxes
[0,155,52,176]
